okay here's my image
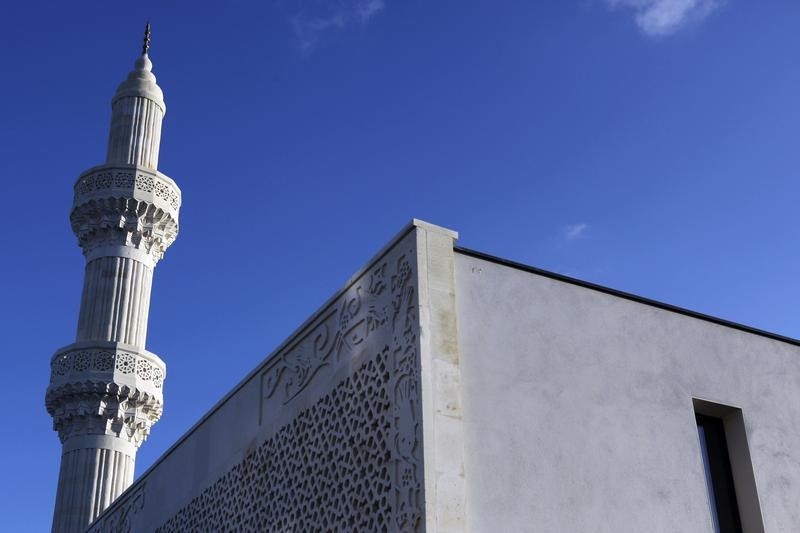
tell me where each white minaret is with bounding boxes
[45,25,180,533]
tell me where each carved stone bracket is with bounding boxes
[70,197,179,262]
[46,380,163,446]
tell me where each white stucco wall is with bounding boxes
[455,253,800,533]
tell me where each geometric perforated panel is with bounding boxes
[152,249,425,533]
[156,349,396,532]
[87,243,425,533]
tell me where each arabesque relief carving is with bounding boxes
[262,252,415,407]
[156,243,423,531]
[86,483,146,533]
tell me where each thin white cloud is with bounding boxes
[564,223,589,241]
[293,0,385,52]
[357,0,385,23]
[605,0,723,37]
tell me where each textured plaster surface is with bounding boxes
[455,253,800,533]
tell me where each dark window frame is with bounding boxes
[696,414,743,533]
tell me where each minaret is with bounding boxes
[45,24,180,532]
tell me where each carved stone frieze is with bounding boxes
[154,241,424,531]
[86,483,146,533]
[261,253,415,407]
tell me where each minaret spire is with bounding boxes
[142,21,151,55]
[105,23,165,170]
[46,26,181,533]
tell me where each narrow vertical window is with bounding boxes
[696,414,743,533]
[693,399,764,533]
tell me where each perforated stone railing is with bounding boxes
[74,164,181,212]
[49,344,166,389]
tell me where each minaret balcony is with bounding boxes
[70,164,181,262]
[45,341,166,445]
[73,163,181,216]
[47,340,166,395]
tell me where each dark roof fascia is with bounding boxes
[454,246,800,348]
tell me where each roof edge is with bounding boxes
[455,245,800,348]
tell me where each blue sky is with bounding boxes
[2,1,798,529]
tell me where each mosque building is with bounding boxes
[47,26,800,533]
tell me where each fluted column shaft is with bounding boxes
[51,248,159,532]
[52,446,135,532]
[106,96,164,170]
[76,256,154,348]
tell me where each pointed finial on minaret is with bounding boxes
[142,22,151,56]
